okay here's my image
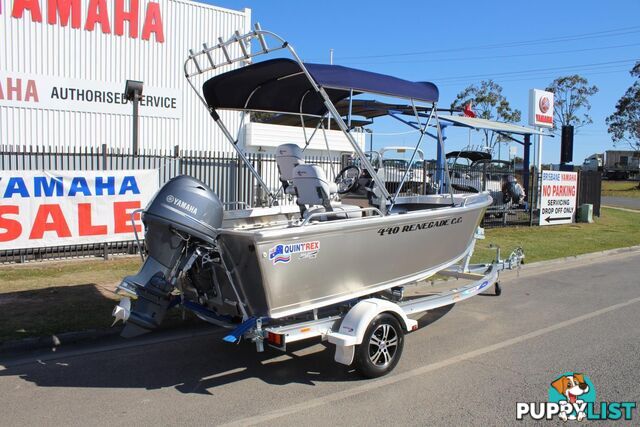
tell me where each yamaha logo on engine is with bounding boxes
[166,194,198,215]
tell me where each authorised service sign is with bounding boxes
[539,171,578,226]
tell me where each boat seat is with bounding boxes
[304,203,363,221]
[275,143,304,195]
[293,164,361,220]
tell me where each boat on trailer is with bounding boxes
[112,25,523,377]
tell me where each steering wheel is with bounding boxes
[335,165,361,194]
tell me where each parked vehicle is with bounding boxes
[111,26,523,378]
[583,151,639,180]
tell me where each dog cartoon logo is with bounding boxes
[549,372,596,421]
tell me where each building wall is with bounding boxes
[0,0,250,153]
[242,122,364,154]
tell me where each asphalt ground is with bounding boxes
[1,249,639,426]
[602,195,640,210]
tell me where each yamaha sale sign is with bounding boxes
[0,170,158,250]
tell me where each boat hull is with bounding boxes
[219,192,491,318]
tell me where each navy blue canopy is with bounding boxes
[202,58,439,116]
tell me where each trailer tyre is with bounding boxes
[354,313,404,378]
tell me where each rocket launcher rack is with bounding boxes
[184,23,289,78]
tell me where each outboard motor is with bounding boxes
[114,175,223,338]
[502,174,526,205]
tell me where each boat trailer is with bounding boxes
[218,233,523,377]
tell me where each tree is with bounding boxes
[606,62,640,153]
[451,80,521,152]
[545,75,598,133]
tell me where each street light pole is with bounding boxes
[125,80,144,155]
[132,94,139,155]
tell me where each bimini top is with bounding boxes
[202,58,439,116]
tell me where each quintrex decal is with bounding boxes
[268,241,320,265]
[377,217,462,236]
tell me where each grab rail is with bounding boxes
[299,207,383,227]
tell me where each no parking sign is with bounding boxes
[539,171,578,226]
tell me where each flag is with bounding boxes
[463,102,476,118]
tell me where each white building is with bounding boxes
[0,0,361,154]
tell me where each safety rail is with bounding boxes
[299,207,383,227]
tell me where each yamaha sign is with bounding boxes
[528,89,554,128]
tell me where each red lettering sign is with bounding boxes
[0,206,22,242]
[47,0,80,28]
[536,114,553,124]
[29,204,72,239]
[113,200,141,233]
[11,0,164,42]
[11,0,43,22]
[141,1,163,43]
[114,0,138,38]
[77,203,108,236]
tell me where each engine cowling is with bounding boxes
[116,175,224,337]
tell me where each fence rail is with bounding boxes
[0,146,601,263]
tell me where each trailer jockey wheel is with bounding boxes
[335,165,361,194]
[354,313,404,378]
[494,282,502,296]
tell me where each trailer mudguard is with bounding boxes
[327,298,418,365]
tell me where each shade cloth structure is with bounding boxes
[202,59,439,116]
[438,115,547,136]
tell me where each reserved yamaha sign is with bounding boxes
[528,89,554,128]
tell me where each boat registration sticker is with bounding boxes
[268,241,320,265]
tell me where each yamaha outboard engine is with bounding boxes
[114,175,223,338]
[502,174,526,205]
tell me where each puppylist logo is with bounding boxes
[516,372,637,421]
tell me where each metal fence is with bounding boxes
[577,171,602,217]
[0,145,341,263]
[0,145,600,263]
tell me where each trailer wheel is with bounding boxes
[354,313,404,378]
[494,282,502,296]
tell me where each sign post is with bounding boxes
[528,89,554,207]
[539,170,578,226]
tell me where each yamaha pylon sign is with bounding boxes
[529,89,554,128]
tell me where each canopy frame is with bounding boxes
[183,25,447,211]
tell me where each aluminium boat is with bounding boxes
[112,27,493,339]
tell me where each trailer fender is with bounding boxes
[327,298,418,366]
